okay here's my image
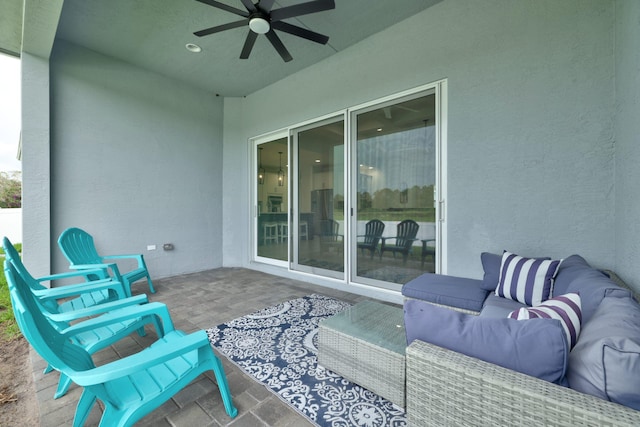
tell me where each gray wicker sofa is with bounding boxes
[401,253,640,426]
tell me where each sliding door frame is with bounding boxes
[249,79,448,285]
[251,129,289,268]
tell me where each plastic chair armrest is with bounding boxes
[43,295,148,322]
[61,302,174,338]
[102,254,146,267]
[36,268,109,283]
[33,279,126,300]
[72,330,210,385]
[69,263,115,270]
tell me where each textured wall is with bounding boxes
[21,53,52,278]
[49,40,224,279]
[223,0,618,280]
[614,0,640,291]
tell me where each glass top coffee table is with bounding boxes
[317,300,406,407]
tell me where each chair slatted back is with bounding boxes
[3,237,59,313]
[363,220,385,246]
[396,219,419,248]
[58,227,103,265]
[4,261,96,374]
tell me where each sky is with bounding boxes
[0,53,22,173]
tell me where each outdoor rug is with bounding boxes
[206,294,407,427]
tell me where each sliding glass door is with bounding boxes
[291,116,345,279]
[254,134,289,265]
[252,81,446,289]
[351,90,438,289]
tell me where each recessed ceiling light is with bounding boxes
[377,128,383,132]
[315,159,321,163]
[185,43,202,53]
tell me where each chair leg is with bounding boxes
[211,355,238,418]
[146,274,156,294]
[54,373,73,399]
[73,391,97,427]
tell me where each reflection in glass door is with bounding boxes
[352,90,437,289]
[291,117,345,279]
[255,136,288,264]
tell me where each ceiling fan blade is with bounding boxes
[196,0,250,17]
[240,31,259,59]
[265,30,293,62]
[194,19,248,37]
[272,21,329,44]
[257,0,276,13]
[239,0,257,13]
[270,0,335,22]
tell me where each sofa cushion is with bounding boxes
[495,251,562,306]
[402,273,489,313]
[508,293,582,348]
[480,293,527,318]
[480,252,502,291]
[552,254,592,296]
[404,299,569,384]
[565,269,631,323]
[567,295,640,410]
[481,252,552,291]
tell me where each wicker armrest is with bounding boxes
[406,340,640,427]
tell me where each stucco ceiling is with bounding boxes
[51,0,441,97]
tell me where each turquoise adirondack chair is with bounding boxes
[4,239,168,398]
[58,227,155,296]
[3,237,128,314]
[5,261,238,426]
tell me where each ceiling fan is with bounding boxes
[194,0,335,62]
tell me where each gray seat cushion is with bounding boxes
[568,294,640,409]
[402,273,489,313]
[480,293,527,318]
[404,299,569,384]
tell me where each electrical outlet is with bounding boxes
[147,245,156,251]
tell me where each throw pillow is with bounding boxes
[495,251,562,306]
[508,293,582,348]
[567,295,640,410]
[480,252,502,291]
[481,252,551,292]
[404,299,569,384]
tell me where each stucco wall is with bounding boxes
[223,0,617,280]
[614,0,640,291]
[49,40,225,278]
[21,52,52,278]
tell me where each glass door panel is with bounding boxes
[352,91,437,288]
[255,137,288,263]
[292,117,345,279]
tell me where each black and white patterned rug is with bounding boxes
[206,294,407,427]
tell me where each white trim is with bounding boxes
[437,79,448,274]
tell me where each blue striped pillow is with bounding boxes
[509,292,582,348]
[496,251,562,306]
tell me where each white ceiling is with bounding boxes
[53,0,442,97]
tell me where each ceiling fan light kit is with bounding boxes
[194,0,335,62]
[249,16,270,34]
